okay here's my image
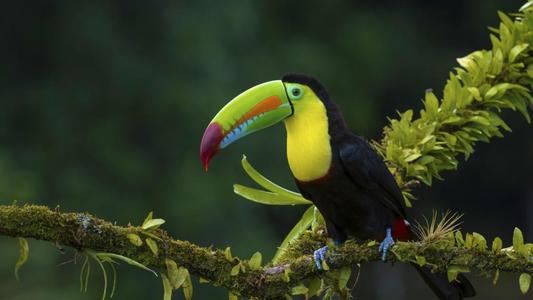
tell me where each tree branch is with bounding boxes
[1,204,532,299]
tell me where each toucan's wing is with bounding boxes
[338,134,406,218]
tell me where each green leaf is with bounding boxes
[467,87,482,101]
[492,237,503,253]
[161,273,173,300]
[402,191,414,208]
[127,233,143,247]
[417,155,435,165]
[513,227,525,252]
[404,152,422,162]
[486,83,528,100]
[291,284,309,296]
[321,260,330,271]
[307,277,323,297]
[497,11,514,30]
[491,269,501,285]
[509,43,529,63]
[473,232,487,250]
[485,86,499,99]
[233,184,311,205]
[520,1,533,11]
[165,259,183,289]
[92,252,157,276]
[457,55,475,70]
[322,288,335,300]
[489,112,512,132]
[424,91,440,116]
[230,264,240,276]
[492,48,504,75]
[182,269,193,300]
[175,267,189,289]
[14,238,29,281]
[520,273,531,294]
[441,115,463,125]
[199,277,210,284]
[311,206,325,231]
[469,116,490,126]
[140,230,163,241]
[447,265,470,282]
[224,247,233,261]
[415,255,426,267]
[248,252,262,270]
[338,266,352,289]
[228,292,238,300]
[465,233,473,249]
[146,238,159,256]
[239,155,309,203]
[143,211,153,226]
[165,258,178,276]
[272,206,315,264]
[142,218,166,230]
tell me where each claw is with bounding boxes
[379,228,395,261]
[313,245,329,270]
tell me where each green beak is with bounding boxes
[200,80,292,170]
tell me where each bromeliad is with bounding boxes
[200,73,476,300]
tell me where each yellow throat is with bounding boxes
[283,86,332,182]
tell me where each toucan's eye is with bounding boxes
[288,85,304,100]
[292,88,301,97]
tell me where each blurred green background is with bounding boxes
[1,0,532,299]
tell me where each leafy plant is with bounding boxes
[14,238,29,281]
[162,258,193,300]
[80,250,157,300]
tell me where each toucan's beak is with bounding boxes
[200,80,292,171]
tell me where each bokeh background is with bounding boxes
[1,0,532,299]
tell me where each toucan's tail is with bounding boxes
[413,264,476,299]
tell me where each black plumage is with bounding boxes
[283,73,476,300]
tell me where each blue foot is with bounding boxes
[378,228,395,261]
[313,245,329,270]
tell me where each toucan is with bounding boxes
[200,73,476,299]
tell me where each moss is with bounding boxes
[2,203,533,298]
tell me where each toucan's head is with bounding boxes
[199,73,327,170]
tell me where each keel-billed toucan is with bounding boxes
[200,74,476,299]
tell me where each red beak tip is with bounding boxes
[200,122,223,172]
[200,154,211,172]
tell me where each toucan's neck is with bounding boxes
[314,88,349,142]
[283,91,347,182]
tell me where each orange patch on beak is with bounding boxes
[236,95,282,126]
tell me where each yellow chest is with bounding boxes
[283,100,332,182]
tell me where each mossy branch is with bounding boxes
[1,204,533,299]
